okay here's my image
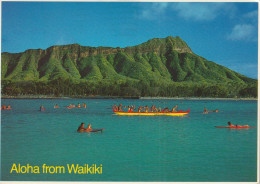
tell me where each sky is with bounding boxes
[1,2,258,79]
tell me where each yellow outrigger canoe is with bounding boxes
[113,108,190,116]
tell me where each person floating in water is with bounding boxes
[54,104,59,108]
[6,105,12,109]
[77,103,81,108]
[1,104,7,110]
[203,107,208,114]
[77,123,93,132]
[203,108,219,114]
[40,105,45,111]
[82,103,87,108]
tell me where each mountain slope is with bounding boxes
[1,36,257,97]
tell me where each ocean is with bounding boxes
[1,99,257,181]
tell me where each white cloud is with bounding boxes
[243,10,258,19]
[227,24,256,41]
[172,3,236,21]
[243,10,258,24]
[140,3,168,20]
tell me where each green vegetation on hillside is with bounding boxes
[1,36,257,98]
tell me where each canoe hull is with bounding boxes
[113,108,190,116]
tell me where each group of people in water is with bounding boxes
[39,103,87,111]
[1,104,12,110]
[66,103,87,109]
[112,104,178,113]
[1,102,252,131]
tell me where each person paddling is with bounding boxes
[112,104,118,111]
[118,104,123,111]
[228,121,249,128]
[138,106,143,112]
[171,105,178,112]
[227,121,236,128]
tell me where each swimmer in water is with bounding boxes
[40,105,45,111]
[77,123,92,132]
[228,121,249,128]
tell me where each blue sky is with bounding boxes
[1,2,258,78]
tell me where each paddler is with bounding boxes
[112,104,118,111]
[163,107,170,113]
[144,105,149,112]
[171,105,178,112]
[127,106,131,112]
[138,106,143,112]
[130,106,134,112]
[1,104,7,110]
[118,104,123,111]
[151,104,155,112]
[83,103,87,108]
[228,121,249,128]
[227,121,236,128]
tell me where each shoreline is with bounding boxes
[140,97,257,101]
[1,95,257,101]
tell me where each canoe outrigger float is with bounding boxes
[113,108,190,116]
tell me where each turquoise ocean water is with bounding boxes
[1,99,257,181]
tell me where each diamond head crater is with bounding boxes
[1,36,257,98]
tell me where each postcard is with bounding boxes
[1,1,258,183]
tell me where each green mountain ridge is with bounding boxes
[1,36,257,97]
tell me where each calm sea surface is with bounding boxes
[1,99,257,181]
